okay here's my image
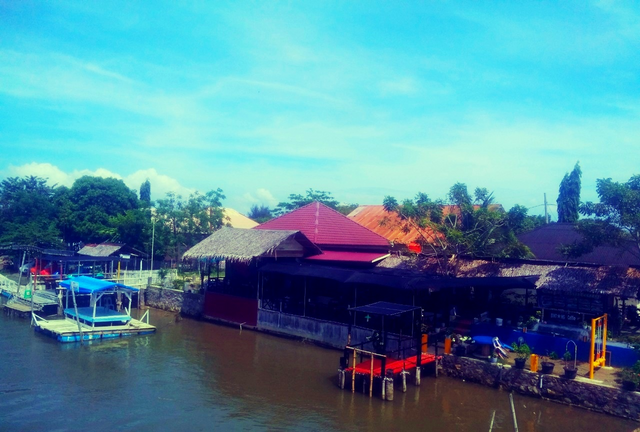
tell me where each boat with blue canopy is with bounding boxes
[32,276,156,343]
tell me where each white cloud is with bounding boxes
[5,163,193,201]
[123,168,194,200]
[242,188,278,208]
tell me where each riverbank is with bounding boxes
[441,354,640,422]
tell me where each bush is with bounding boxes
[513,342,531,359]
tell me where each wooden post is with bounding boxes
[384,369,394,401]
[351,349,356,393]
[509,392,519,432]
[369,352,374,398]
[401,370,407,393]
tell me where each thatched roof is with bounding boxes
[380,255,640,297]
[182,227,321,262]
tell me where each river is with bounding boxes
[0,308,636,431]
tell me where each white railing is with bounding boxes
[139,309,150,324]
[31,312,48,326]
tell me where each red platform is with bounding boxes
[345,353,439,377]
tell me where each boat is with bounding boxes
[32,276,156,343]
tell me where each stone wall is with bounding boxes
[144,286,204,318]
[441,354,640,422]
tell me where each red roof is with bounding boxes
[305,251,390,263]
[348,204,503,246]
[255,202,390,250]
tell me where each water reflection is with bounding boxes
[0,308,637,431]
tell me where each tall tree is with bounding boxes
[562,175,640,260]
[557,162,582,223]
[0,176,61,248]
[154,189,226,262]
[59,176,140,243]
[274,189,339,216]
[383,184,532,274]
[273,189,356,216]
[140,179,151,205]
[247,205,273,223]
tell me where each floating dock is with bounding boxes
[3,301,32,318]
[346,353,438,377]
[33,314,156,342]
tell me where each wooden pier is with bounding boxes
[3,301,32,318]
[32,313,156,343]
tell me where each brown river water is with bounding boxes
[0,307,636,431]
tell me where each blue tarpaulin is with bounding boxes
[59,276,139,294]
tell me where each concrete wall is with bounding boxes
[144,286,204,318]
[441,354,640,422]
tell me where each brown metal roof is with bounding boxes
[347,205,480,246]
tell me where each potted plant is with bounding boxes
[512,342,531,369]
[563,350,577,379]
[541,351,557,374]
[490,353,498,364]
[620,368,640,391]
[526,316,539,332]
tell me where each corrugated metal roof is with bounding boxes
[305,251,390,263]
[518,223,640,266]
[77,243,123,257]
[255,202,390,249]
[348,205,504,247]
[222,208,259,229]
[348,205,423,245]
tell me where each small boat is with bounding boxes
[32,276,156,343]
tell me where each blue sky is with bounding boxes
[1,1,639,218]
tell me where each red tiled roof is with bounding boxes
[305,251,390,263]
[255,202,390,249]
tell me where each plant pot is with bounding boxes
[527,322,539,332]
[564,367,577,379]
[541,362,555,374]
[514,358,526,369]
[622,380,638,391]
[490,357,498,364]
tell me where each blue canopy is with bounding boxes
[59,276,139,294]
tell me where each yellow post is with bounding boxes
[444,337,452,354]
[369,352,374,398]
[352,349,357,393]
[117,261,121,282]
[422,334,428,353]
[589,317,596,379]
[602,314,608,364]
[530,354,539,372]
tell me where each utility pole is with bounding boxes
[150,219,155,273]
[544,193,549,224]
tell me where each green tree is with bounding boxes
[0,176,61,248]
[562,175,640,260]
[247,205,273,223]
[140,179,151,205]
[383,184,532,274]
[274,189,340,216]
[60,176,140,243]
[557,162,582,223]
[273,189,357,216]
[507,204,547,235]
[154,189,226,262]
[335,203,359,216]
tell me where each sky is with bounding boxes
[1,1,639,219]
